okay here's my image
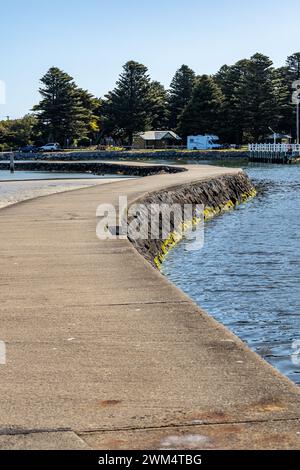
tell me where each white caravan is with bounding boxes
[187,135,221,150]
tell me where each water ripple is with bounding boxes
[162,164,300,386]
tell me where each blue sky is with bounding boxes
[1,0,299,119]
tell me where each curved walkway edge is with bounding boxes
[1,163,300,450]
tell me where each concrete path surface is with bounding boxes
[1,163,300,450]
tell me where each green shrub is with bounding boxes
[77,137,91,148]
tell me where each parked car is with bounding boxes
[19,145,39,153]
[39,143,61,152]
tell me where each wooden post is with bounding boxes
[10,152,15,173]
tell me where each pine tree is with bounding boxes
[168,65,196,129]
[33,67,89,145]
[177,75,223,138]
[273,66,294,136]
[149,81,169,130]
[103,61,152,144]
[283,52,300,140]
[215,60,249,144]
[239,54,277,141]
[286,53,300,80]
[75,88,102,143]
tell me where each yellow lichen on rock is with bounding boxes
[155,188,257,269]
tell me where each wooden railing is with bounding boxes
[248,143,300,163]
[249,143,300,154]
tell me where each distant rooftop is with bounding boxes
[267,133,292,139]
[137,131,182,141]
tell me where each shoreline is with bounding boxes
[1,162,300,450]
[0,149,249,162]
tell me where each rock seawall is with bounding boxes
[0,161,185,177]
[0,149,249,161]
[128,171,256,268]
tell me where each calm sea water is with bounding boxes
[0,171,134,209]
[0,171,130,181]
[161,164,300,385]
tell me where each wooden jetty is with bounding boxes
[249,143,300,163]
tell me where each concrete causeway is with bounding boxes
[1,162,300,450]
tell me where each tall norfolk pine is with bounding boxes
[103,61,153,145]
[215,60,249,144]
[286,53,300,80]
[178,75,223,138]
[149,81,170,130]
[3,52,300,148]
[215,53,298,143]
[168,65,196,130]
[33,67,94,146]
[240,54,277,142]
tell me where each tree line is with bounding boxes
[1,52,300,150]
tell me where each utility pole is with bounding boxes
[269,127,277,146]
[292,80,300,144]
[297,96,300,144]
